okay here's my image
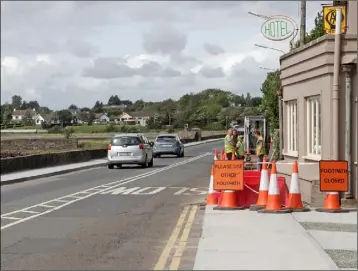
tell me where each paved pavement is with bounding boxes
[193,206,357,270]
[1,140,222,270]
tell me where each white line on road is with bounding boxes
[1,152,211,231]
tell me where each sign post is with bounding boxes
[319,160,349,192]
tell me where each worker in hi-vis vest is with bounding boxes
[235,135,245,160]
[224,128,235,160]
[254,130,265,171]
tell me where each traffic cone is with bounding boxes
[220,149,225,160]
[258,162,291,214]
[316,192,350,213]
[285,161,310,212]
[213,150,219,160]
[206,165,219,205]
[250,157,269,211]
[213,190,245,211]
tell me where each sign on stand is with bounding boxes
[319,160,348,192]
[213,160,244,191]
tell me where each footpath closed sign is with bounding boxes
[319,160,348,192]
[213,160,244,191]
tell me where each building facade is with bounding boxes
[278,1,357,206]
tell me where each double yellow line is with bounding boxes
[154,205,198,270]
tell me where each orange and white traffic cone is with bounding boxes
[316,192,350,213]
[220,149,225,160]
[206,165,219,205]
[286,161,310,212]
[213,150,219,160]
[213,190,245,210]
[250,157,269,211]
[258,162,291,214]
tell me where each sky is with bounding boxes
[1,1,331,110]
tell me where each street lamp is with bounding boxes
[260,66,277,72]
[254,44,286,54]
[247,11,270,20]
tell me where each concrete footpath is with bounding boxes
[1,139,222,185]
[193,207,357,270]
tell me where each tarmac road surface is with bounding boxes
[1,140,222,270]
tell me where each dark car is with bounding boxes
[153,134,184,158]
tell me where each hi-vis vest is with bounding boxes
[224,134,234,153]
[236,140,245,156]
[256,136,265,156]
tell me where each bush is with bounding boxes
[205,122,225,131]
[105,124,119,133]
[63,126,75,139]
[271,129,282,161]
[48,125,63,134]
[166,127,175,133]
[119,125,141,133]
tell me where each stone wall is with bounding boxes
[1,149,106,174]
[1,139,78,151]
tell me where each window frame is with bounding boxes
[305,95,321,159]
[286,99,298,156]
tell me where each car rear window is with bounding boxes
[156,136,176,142]
[111,137,142,146]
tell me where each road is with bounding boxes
[1,140,222,270]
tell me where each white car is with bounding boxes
[107,133,154,169]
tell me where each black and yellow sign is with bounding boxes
[323,5,347,34]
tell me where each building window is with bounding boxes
[306,96,321,157]
[286,100,298,155]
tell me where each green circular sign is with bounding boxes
[261,16,296,41]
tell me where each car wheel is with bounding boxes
[148,158,154,167]
[108,164,114,169]
[116,164,122,169]
[141,156,148,168]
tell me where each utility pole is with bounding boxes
[300,0,306,47]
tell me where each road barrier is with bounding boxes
[207,149,353,213]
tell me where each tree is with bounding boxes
[1,103,13,124]
[57,110,74,126]
[11,95,22,109]
[107,95,121,105]
[23,110,35,126]
[68,104,78,110]
[293,11,325,49]
[260,70,280,130]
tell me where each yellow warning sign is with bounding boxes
[323,5,347,34]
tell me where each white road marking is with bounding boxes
[131,187,166,195]
[1,152,210,231]
[2,216,21,220]
[100,186,209,196]
[38,204,55,208]
[20,210,40,214]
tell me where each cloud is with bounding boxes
[82,57,182,79]
[198,66,225,78]
[1,1,331,109]
[203,43,225,55]
[142,24,187,55]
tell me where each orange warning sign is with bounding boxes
[319,160,348,192]
[213,160,244,191]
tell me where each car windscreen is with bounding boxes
[111,137,141,146]
[156,136,176,142]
